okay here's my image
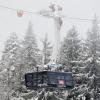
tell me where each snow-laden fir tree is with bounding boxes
[0,33,21,100]
[85,17,100,75]
[69,16,100,100]
[84,16,100,100]
[42,33,52,65]
[59,26,81,72]
[21,21,42,73]
[1,33,20,69]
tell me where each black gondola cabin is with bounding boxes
[25,71,74,89]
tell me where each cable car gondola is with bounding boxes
[25,71,74,89]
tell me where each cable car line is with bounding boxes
[65,16,94,22]
[0,4,37,14]
[0,4,96,22]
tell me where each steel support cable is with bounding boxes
[0,4,38,14]
[0,4,96,22]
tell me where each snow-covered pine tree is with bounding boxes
[67,16,100,100]
[22,21,42,73]
[1,33,20,69]
[84,16,100,99]
[58,26,91,100]
[42,33,52,65]
[0,32,21,99]
[59,26,81,72]
[70,16,100,100]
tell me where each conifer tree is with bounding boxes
[0,32,21,98]
[42,33,52,65]
[22,22,42,73]
[1,33,20,69]
[69,16,100,100]
[85,16,100,99]
[59,26,81,72]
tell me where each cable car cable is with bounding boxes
[0,4,96,22]
[65,16,94,22]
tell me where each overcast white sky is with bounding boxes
[0,0,99,57]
